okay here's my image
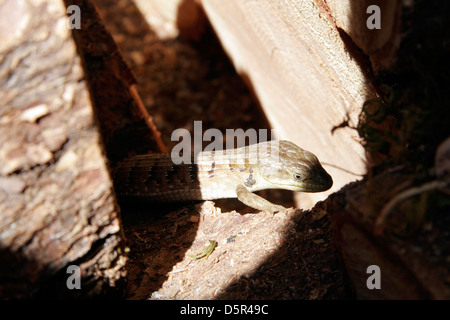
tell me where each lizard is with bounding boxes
[112,140,332,213]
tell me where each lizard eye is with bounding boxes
[294,174,302,180]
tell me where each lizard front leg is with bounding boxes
[236,184,286,214]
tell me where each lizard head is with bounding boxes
[258,140,333,192]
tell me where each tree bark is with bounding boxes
[0,0,127,298]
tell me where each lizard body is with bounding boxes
[113,140,332,213]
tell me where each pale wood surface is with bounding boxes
[327,0,402,70]
[201,0,379,208]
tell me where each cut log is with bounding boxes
[328,170,450,299]
[200,0,384,208]
[0,0,127,298]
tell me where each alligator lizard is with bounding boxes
[113,140,332,213]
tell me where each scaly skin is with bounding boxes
[113,140,332,213]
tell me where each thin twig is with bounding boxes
[129,84,167,153]
[374,180,448,235]
[321,162,365,177]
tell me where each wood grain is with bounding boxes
[201,0,379,208]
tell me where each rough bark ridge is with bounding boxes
[0,0,126,298]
